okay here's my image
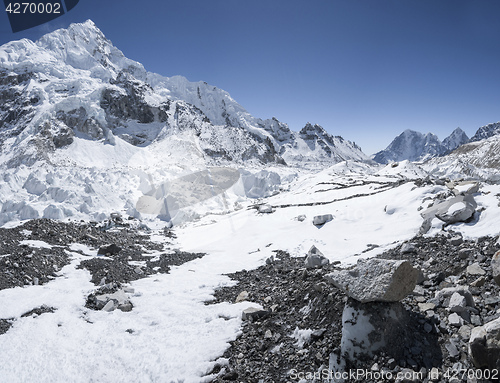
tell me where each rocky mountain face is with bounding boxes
[470,122,500,142]
[0,20,367,169]
[373,128,469,164]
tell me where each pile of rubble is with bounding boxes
[208,231,500,382]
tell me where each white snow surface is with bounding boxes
[1,162,500,382]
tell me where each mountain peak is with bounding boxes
[470,122,500,142]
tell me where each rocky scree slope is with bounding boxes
[208,232,500,383]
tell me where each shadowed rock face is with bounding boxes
[469,317,500,370]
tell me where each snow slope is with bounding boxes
[1,163,500,382]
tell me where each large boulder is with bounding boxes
[491,250,500,286]
[325,258,418,303]
[435,194,477,225]
[341,299,409,360]
[469,317,500,370]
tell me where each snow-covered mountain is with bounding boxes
[0,20,367,169]
[442,127,469,151]
[372,128,469,164]
[424,133,500,181]
[0,20,369,225]
[470,121,500,142]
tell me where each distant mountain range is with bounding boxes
[372,128,469,164]
[372,121,500,164]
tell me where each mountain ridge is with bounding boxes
[0,20,368,169]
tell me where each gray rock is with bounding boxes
[469,317,500,370]
[449,313,464,327]
[102,300,116,312]
[435,194,476,224]
[400,243,417,254]
[458,248,473,259]
[435,286,475,308]
[445,339,461,358]
[418,302,436,312]
[449,236,463,246]
[326,258,418,303]
[341,299,409,361]
[258,204,273,214]
[312,214,333,226]
[235,291,249,303]
[492,250,500,286]
[97,243,122,255]
[448,292,467,313]
[304,245,330,269]
[296,214,306,222]
[466,263,486,276]
[242,307,269,321]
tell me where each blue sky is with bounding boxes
[1,0,500,154]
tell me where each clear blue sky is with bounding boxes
[1,0,500,154]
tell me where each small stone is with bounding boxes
[102,300,116,312]
[470,276,486,287]
[469,317,500,370]
[418,302,436,312]
[241,307,269,321]
[458,325,471,340]
[297,214,306,222]
[235,291,249,303]
[400,243,417,254]
[449,236,463,246]
[258,204,273,214]
[467,263,486,276]
[97,243,121,255]
[264,330,272,339]
[471,315,482,326]
[446,340,460,359]
[448,292,467,313]
[312,214,333,226]
[424,323,433,333]
[448,313,464,327]
[118,302,133,312]
[134,267,143,275]
[458,248,473,259]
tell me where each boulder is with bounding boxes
[312,214,333,226]
[325,258,418,303]
[304,245,329,269]
[491,250,500,286]
[469,317,500,370]
[97,243,122,256]
[435,194,476,225]
[341,299,409,360]
[400,243,417,254]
